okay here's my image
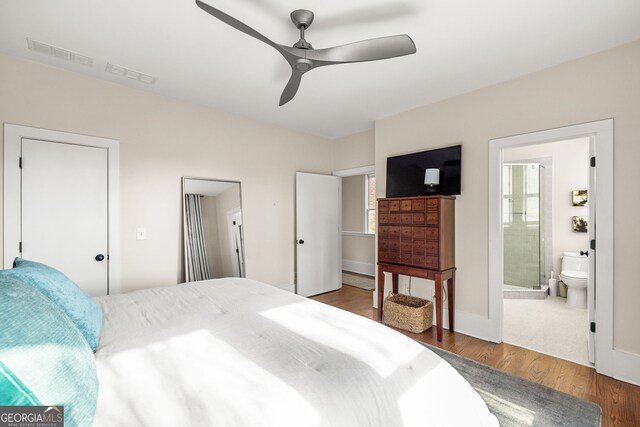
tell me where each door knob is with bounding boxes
[95,254,105,261]
[580,250,588,257]
[297,240,305,244]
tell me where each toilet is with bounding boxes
[559,252,588,308]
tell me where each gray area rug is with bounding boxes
[342,272,375,290]
[423,343,601,427]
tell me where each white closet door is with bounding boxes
[21,138,109,296]
[295,172,341,297]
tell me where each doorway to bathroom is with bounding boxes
[488,120,614,376]
[502,142,590,365]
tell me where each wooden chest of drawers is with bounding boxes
[378,195,455,271]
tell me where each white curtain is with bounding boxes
[185,194,212,281]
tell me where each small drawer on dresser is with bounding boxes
[400,226,413,239]
[388,240,400,252]
[378,226,388,237]
[400,200,412,211]
[389,200,400,211]
[412,199,426,211]
[413,212,425,225]
[425,256,439,269]
[379,213,389,224]
[412,255,427,268]
[388,226,400,239]
[427,199,439,210]
[378,250,390,262]
[388,252,399,263]
[426,212,439,225]
[412,241,426,255]
[379,200,389,211]
[400,241,412,253]
[412,227,426,240]
[379,239,389,250]
[426,240,439,255]
[400,253,412,265]
[400,213,412,224]
[389,213,400,224]
[425,227,439,240]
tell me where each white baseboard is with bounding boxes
[612,349,640,386]
[342,260,375,277]
[436,309,499,343]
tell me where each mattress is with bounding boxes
[93,278,498,426]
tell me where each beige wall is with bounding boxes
[332,129,375,171]
[375,40,640,354]
[0,54,334,292]
[505,138,590,277]
[342,175,365,232]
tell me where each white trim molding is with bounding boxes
[3,124,121,294]
[341,231,375,238]
[489,119,620,378]
[332,165,375,178]
[342,260,375,277]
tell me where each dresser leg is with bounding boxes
[435,272,443,342]
[392,273,399,294]
[447,272,455,333]
[377,264,384,321]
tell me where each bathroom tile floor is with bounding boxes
[503,296,590,366]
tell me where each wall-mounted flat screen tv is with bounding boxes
[386,145,461,197]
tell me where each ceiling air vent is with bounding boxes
[105,63,157,84]
[26,38,93,66]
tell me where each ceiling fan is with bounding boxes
[195,0,417,106]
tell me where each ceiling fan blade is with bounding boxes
[196,0,290,58]
[306,35,416,65]
[279,71,303,106]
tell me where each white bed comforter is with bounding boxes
[93,278,498,427]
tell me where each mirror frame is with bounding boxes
[182,176,246,281]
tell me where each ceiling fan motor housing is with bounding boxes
[294,58,313,72]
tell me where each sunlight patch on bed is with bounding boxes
[260,300,425,378]
[94,329,321,426]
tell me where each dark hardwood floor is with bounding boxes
[311,285,640,427]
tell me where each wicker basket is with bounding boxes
[383,293,433,333]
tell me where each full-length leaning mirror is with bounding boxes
[182,177,245,281]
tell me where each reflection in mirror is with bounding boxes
[182,177,245,281]
[342,173,376,234]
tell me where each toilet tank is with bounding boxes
[561,252,588,272]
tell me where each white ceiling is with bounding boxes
[1,1,639,139]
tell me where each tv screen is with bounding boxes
[386,145,461,197]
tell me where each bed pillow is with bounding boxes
[1,258,102,351]
[0,276,98,427]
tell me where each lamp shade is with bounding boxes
[424,168,440,185]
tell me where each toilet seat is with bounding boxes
[560,270,587,280]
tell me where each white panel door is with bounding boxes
[295,172,341,297]
[21,138,109,296]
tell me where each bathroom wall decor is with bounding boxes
[572,190,588,206]
[572,216,588,232]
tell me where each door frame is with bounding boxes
[226,207,244,277]
[488,119,613,375]
[3,124,121,294]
